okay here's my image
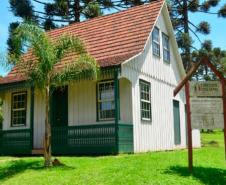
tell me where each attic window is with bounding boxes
[152,27,160,57]
[162,33,170,63]
[11,92,27,127]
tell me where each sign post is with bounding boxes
[173,57,226,173]
[221,79,226,160]
[185,82,193,172]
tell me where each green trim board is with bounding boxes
[30,86,34,149]
[0,81,29,92]
[0,66,121,92]
[118,124,134,153]
[114,69,119,153]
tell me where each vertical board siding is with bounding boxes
[33,89,45,148]
[119,78,133,123]
[68,81,97,125]
[121,10,200,153]
[68,79,133,126]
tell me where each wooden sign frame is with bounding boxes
[174,57,226,173]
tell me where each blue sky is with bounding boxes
[0,0,226,76]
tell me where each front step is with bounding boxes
[32,149,44,155]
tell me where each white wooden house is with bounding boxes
[0,0,200,155]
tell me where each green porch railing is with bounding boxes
[52,123,133,155]
[0,129,32,155]
[0,124,133,155]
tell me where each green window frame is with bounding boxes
[152,27,160,57]
[140,80,152,121]
[97,80,115,121]
[11,91,27,127]
[162,33,170,63]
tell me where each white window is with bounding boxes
[11,92,27,127]
[152,27,160,57]
[162,33,170,63]
[140,80,151,121]
[97,81,115,120]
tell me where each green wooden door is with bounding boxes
[51,86,68,127]
[173,100,181,145]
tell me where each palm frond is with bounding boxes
[51,54,99,86]
[54,34,87,64]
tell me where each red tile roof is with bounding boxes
[0,0,164,85]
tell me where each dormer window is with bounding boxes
[152,27,160,57]
[162,33,170,63]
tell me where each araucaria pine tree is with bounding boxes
[167,0,226,71]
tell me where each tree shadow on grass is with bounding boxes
[165,166,226,185]
[0,159,74,182]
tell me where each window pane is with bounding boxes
[140,81,152,121]
[163,34,170,62]
[11,92,27,126]
[152,27,160,56]
[98,81,115,120]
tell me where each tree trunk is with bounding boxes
[73,0,80,22]
[44,85,52,167]
[183,0,191,71]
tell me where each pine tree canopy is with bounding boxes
[168,0,226,71]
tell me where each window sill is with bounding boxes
[153,53,161,58]
[10,125,26,128]
[163,60,170,64]
[141,118,152,123]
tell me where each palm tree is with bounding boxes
[10,22,99,167]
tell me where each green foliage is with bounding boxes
[83,2,103,19]
[220,57,226,73]
[168,0,226,71]
[197,21,210,34]
[9,0,34,19]
[51,54,99,86]
[219,4,226,17]
[0,131,225,185]
[10,22,99,89]
[192,40,226,80]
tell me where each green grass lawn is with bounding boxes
[0,131,225,185]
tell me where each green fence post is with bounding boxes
[30,86,34,151]
[114,69,119,153]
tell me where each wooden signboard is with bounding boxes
[191,98,223,114]
[190,81,222,97]
[190,81,224,130]
[191,114,224,129]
